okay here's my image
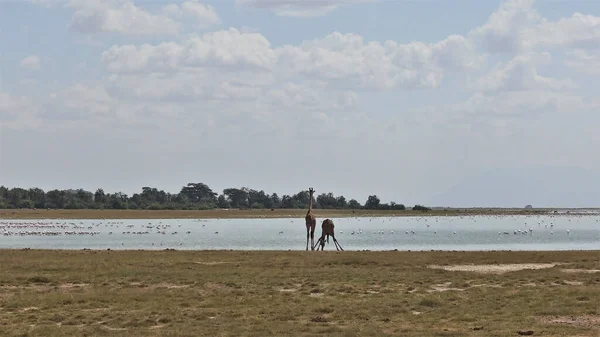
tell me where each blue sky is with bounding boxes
[2,0,600,207]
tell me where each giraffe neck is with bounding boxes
[308,192,313,213]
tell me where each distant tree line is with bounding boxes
[0,183,431,211]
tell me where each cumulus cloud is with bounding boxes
[237,0,376,17]
[469,0,542,54]
[531,13,600,50]
[565,50,600,74]
[101,28,277,73]
[19,55,41,70]
[470,0,600,54]
[471,52,577,93]
[162,0,220,27]
[66,0,181,35]
[101,28,482,95]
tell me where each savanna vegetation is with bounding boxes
[1,249,599,337]
[0,183,423,211]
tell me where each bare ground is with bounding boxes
[0,250,599,337]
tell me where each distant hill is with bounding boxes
[426,166,600,208]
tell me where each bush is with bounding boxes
[412,205,431,211]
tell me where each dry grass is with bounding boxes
[1,250,600,336]
[0,208,554,220]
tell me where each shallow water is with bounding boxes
[1,214,600,251]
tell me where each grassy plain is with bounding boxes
[0,208,555,220]
[1,250,599,337]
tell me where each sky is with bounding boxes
[1,0,600,207]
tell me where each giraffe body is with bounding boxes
[305,187,316,251]
[314,218,344,251]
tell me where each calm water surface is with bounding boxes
[1,214,600,251]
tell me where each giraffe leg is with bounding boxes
[333,237,344,251]
[310,227,315,251]
[313,237,322,251]
[306,227,309,251]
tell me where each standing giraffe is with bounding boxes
[305,187,316,251]
[314,218,343,251]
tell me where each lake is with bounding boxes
[1,214,600,251]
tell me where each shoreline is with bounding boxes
[2,248,599,252]
[0,207,581,220]
[2,248,600,253]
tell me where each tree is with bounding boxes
[223,188,249,208]
[269,193,281,208]
[336,196,347,209]
[180,183,217,204]
[0,182,409,212]
[364,195,381,210]
[412,205,431,211]
[390,202,406,210]
[28,188,46,208]
[94,188,106,207]
[317,193,337,209]
[217,194,230,208]
[248,189,269,208]
[280,195,296,208]
[46,189,66,209]
[348,199,361,209]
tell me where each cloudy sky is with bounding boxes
[1,0,600,207]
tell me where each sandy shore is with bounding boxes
[0,207,557,220]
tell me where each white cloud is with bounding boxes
[19,55,41,70]
[101,28,482,94]
[469,0,541,54]
[102,28,277,73]
[531,13,600,50]
[471,52,577,93]
[470,0,600,54]
[163,0,220,27]
[66,0,181,35]
[0,91,40,130]
[565,50,600,74]
[236,0,376,17]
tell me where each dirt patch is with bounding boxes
[149,324,166,329]
[20,307,38,312]
[154,283,189,289]
[194,261,230,265]
[59,283,88,289]
[428,263,558,274]
[429,282,465,292]
[540,315,600,329]
[561,269,600,274]
[278,288,297,292]
[563,280,584,286]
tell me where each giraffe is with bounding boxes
[313,218,344,251]
[305,187,317,251]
